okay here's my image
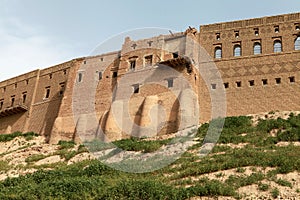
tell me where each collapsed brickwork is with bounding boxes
[0,12,300,143]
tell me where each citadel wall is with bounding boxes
[0,12,299,143]
[199,12,300,122]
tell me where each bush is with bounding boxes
[100,179,187,200]
[25,154,47,163]
[0,132,38,142]
[223,116,252,131]
[256,118,290,133]
[0,161,9,172]
[258,182,269,191]
[271,187,280,198]
[277,128,300,142]
[58,140,76,149]
[275,178,292,188]
[113,137,171,153]
[55,149,77,161]
[187,179,236,197]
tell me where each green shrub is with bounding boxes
[258,182,269,191]
[55,149,77,161]
[223,116,252,131]
[236,167,246,173]
[23,132,39,141]
[277,128,300,142]
[113,137,171,153]
[0,132,38,142]
[0,161,10,172]
[187,179,236,196]
[0,132,22,142]
[275,178,292,188]
[58,140,76,149]
[100,179,186,200]
[77,144,89,153]
[256,118,290,133]
[25,154,48,163]
[271,187,280,198]
[82,160,114,176]
[225,173,264,189]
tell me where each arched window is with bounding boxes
[253,42,262,55]
[295,36,300,50]
[214,47,222,59]
[273,40,282,53]
[233,45,241,57]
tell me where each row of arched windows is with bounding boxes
[215,36,300,59]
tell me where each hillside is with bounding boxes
[0,111,300,199]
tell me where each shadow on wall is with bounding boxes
[0,113,25,134]
[165,99,180,135]
[41,92,64,143]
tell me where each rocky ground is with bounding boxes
[0,110,300,199]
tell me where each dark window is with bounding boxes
[214,47,222,59]
[59,83,65,96]
[233,45,241,57]
[235,31,239,38]
[262,79,268,85]
[14,83,17,89]
[249,80,255,86]
[11,96,15,107]
[99,71,103,80]
[274,40,282,53]
[274,26,279,33]
[112,72,118,78]
[78,73,83,82]
[147,41,153,47]
[63,69,67,75]
[295,36,300,50]
[224,82,229,89]
[49,74,52,79]
[236,81,242,87]
[289,76,295,83]
[216,33,220,40]
[211,84,216,90]
[172,52,179,58]
[83,61,86,64]
[3,87,6,92]
[167,79,174,88]
[131,44,137,49]
[22,93,27,103]
[100,58,104,61]
[144,55,153,66]
[26,79,29,85]
[133,84,139,94]
[275,78,281,84]
[45,87,51,99]
[130,60,136,71]
[254,28,259,36]
[253,42,262,55]
[0,100,3,110]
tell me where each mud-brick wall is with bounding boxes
[0,70,39,133]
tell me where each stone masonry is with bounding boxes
[0,12,300,143]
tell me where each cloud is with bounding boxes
[0,18,77,82]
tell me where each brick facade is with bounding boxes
[0,12,300,143]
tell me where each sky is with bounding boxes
[0,0,300,81]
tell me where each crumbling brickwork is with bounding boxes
[0,12,299,143]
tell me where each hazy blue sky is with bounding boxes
[1,0,300,81]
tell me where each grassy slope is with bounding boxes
[0,113,300,199]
